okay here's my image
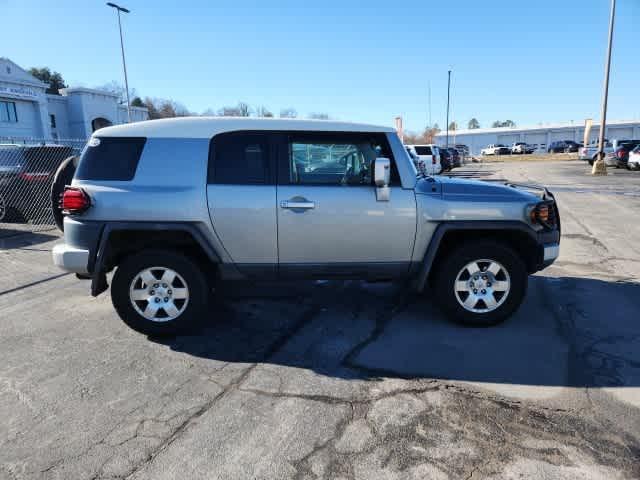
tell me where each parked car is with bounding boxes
[627,145,640,170]
[454,144,469,160]
[52,117,560,335]
[405,144,442,175]
[612,140,640,168]
[510,142,534,154]
[578,139,631,165]
[405,147,426,174]
[548,140,580,153]
[446,147,462,168]
[481,144,511,155]
[438,148,452,172]
[0,144,74,222]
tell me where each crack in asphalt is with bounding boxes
[117,303,324,480]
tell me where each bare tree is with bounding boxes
[308,112,329,120]
[255,106,274,117]
[279,108,298,119]
[96,81,138,105]
[217,106,241,116]
[143,97,191,119]
[218,102,252,117]
[237,102,251,117]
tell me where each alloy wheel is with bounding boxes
[454,259,511,313]
[129,266,190,322]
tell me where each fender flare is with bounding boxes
[91,222,221,296]
[413,221,541,292]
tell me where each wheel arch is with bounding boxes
[91,222,221,296]
[413,221,541,292]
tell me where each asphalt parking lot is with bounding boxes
[1,159,640,480]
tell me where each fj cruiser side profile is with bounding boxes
[52,117,560,336]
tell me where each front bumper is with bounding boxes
[52,244,90,274]
[542,243,560,266]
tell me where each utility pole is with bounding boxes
[445,70,451,149]
[107,2,132,123]
[428,81,432,128]
[592,0,616,176]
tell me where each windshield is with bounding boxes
[414,146,432,155]
[0,146,24,170]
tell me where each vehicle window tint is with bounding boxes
[75,137,146,181]
[290,141,373,185]
[414,146,432,155]
[0,147,23,168]
[209,132,269,184]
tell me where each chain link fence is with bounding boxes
[0,138,86,235]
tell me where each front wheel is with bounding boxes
[433,242,528,326]
[111,250,209,336]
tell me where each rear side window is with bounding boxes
[208,132,270,184]
[75,137,146,181]
[414,146,432,155]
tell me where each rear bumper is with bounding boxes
[52,244,90,274]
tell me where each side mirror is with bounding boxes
[374,157,390,201]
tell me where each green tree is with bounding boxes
[130,96,145,107]
[28,67,67,95]
[491,120,517,128]
[468,118,480,129]
[448,121,458,131]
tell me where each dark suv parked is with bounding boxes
[548,141,579,153]
[0,144,74,222]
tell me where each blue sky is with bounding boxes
[3,0,639,133]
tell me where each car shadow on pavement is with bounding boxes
[0,228,59,249]
[154,275,640,389]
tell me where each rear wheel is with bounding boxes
[433,242,527,326]
[111,250,208,336]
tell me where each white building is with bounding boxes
[0,57,148,140]
[435,119,640,155]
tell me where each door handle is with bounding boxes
[280,199,315,210]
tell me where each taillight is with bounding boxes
[61,187,91,215]
[19,172,49,182]
[432,157,436,164]
[617,150,624,158]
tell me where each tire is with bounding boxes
[50,156,78,232]
[111,249,209,336]
[433,241,528,327]
[0,195,26,223]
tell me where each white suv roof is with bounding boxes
[96,117,395,139]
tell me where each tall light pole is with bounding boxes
[107,2,131,123]
[445,70,451,148]
[428,80,432,127]
[592,0,616,176]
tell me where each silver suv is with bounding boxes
[52,118,560,336]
